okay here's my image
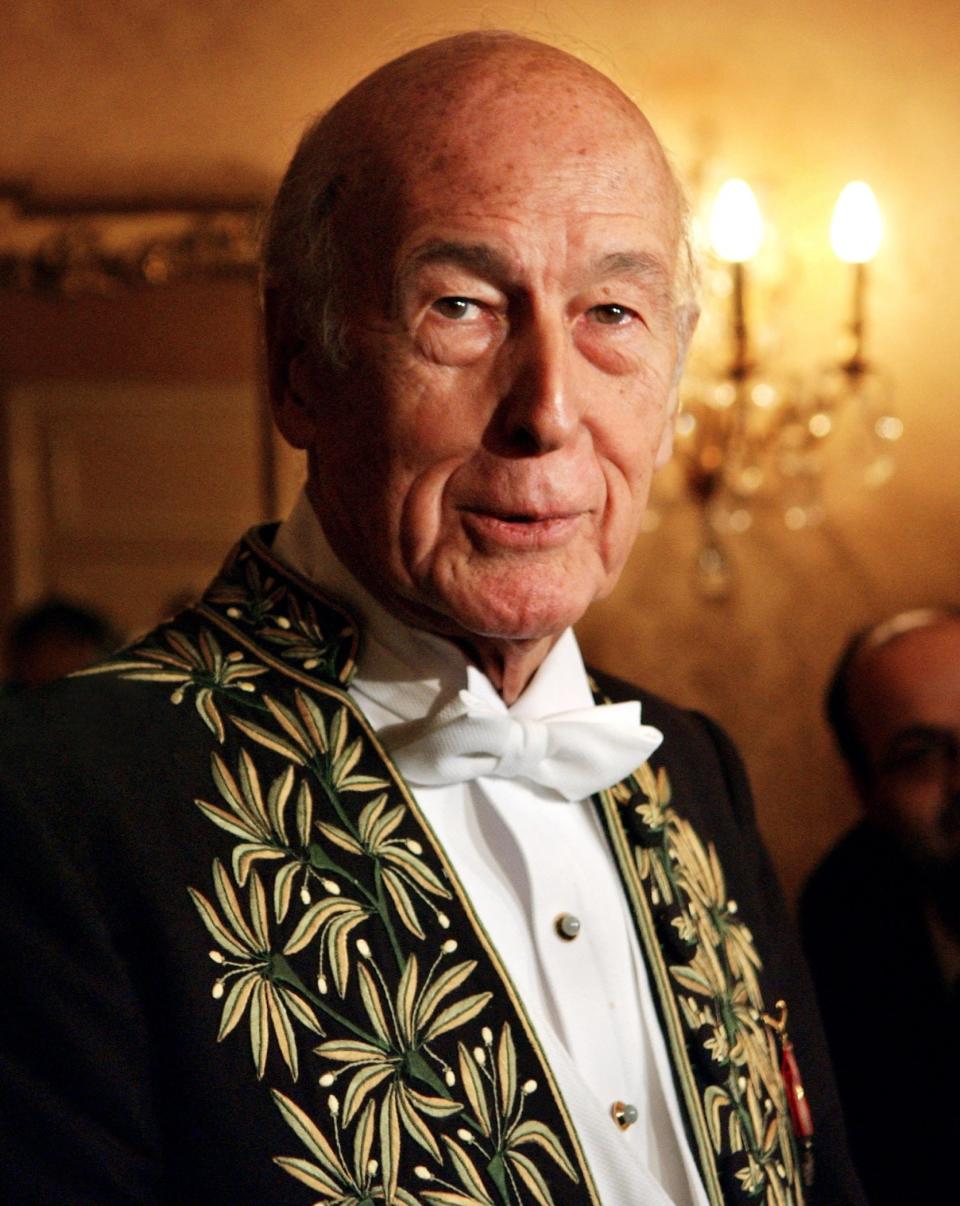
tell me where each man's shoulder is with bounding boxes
[0,608,225,808]
[800,819,920,922]
[590,663,685,719]
[589,664,737,765]
[0,655,153,756]
[1,610,191,725]
[588,663,759,835]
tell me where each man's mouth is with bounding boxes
[460,507,584,549]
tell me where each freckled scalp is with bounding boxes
[296,30,673,228]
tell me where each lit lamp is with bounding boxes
[674,179,770,596]
[709,178,764,377]
[830,180,882,372]
[817,180,901,485]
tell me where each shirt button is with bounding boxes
[554,913,581,941]
[611,1101,639,1131]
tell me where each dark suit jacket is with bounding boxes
[801,820,960,1204]
[0,527,863,1204]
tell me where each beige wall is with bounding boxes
[2,0,958,905]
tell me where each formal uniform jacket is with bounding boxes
[0,528,864,1205]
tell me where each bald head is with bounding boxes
[263,32,694,381]
[827,609,960,784]
[314,32,664,183]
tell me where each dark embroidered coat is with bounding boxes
[0,529,863,1205]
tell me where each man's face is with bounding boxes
[285,87,685,651]
[850,619,960,865]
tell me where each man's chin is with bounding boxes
[378,547,612,653]
[434,580,596,647]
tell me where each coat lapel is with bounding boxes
[591,694,806,1205]
[85,528,601,1205]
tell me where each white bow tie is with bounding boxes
[384,688,663,801]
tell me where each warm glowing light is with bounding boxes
[831,182,883,263]
[875,415,903,442]
[709,179,764,262]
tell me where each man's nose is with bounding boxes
[494,312,581,455]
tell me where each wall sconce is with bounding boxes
[668,178,901,597]
[821,182,901,480]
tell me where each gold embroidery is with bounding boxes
[90,536,590,1204]
[606,760,804,1205]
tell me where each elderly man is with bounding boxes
[801,608,960,1204]
[1,33,861,1206]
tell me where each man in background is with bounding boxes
[1,32,861,1205]
[2,597,119,689]
[801,607,960,1204]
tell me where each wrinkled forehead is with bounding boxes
[415,104,668,209]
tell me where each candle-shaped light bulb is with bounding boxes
[830,182,882,263]
[709,179,764,263]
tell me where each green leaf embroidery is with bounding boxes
[509,1120,579,1180]
[379,1082,401,1204]
[507,1148,555,1206]
[272,1089,349,1180]
[456,1044,491,1138]
[442,1135,494,1204]
[425,994,492,1043]
[496,1024,517,1120]
[231,715,306,765]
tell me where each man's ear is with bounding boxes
[272,349,320,450]
[265,288,319,450]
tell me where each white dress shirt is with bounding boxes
[273,492,708,1206]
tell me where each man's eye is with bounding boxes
[882,734,959,778]
[431,297,481,320]
[888,744,939,769]
[588,303,636,326]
